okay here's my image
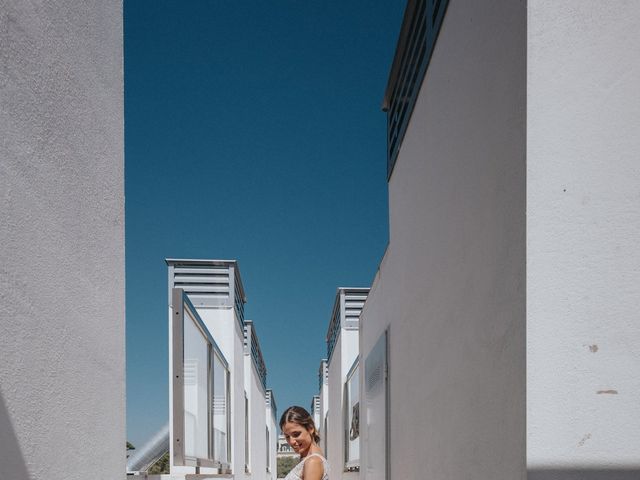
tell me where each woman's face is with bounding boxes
[282,421,315,457]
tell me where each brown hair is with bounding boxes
[279,405,320,443]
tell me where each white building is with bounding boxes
[277,434,297,459]
[310,395,321,435]
[359,1,640,480]
[325,288,368,480]
[167,259,245,478]
[167,259,244,476]
[317,359,329,454]
[166,259,277,479]
[266,390,278,480]
[0,2,125,479]
[243,320,268,478]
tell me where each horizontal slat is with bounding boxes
[345,302,365,309]
[174,267,229,275]
[175,284,229,293]
[174,275,230,284]
[345,295,367,301]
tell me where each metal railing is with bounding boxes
[244,321,267,390]
[383,0,449,180]
[326,299,341,362]
[171,288,231,472]
[318,359,328,390]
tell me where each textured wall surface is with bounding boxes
[0,1,124,480]
[326,330,342,478]
[245,353,267,478]
[527,1,640,476]
[326,326,359,479]
[360,0,527,478]
[233,319,249,480]
[318,362,329,455]
[266,402,277,480]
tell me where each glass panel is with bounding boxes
[323,413,328,455]
[212,351,228,464]
[183,308,210,459]
[245,393,250,468]
[266,426,270,470]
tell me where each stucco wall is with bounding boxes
[266,404,277,480]
[326,333,343,480]
[326,327,359,479]
[0,2,124,479]
[527,1,640,477]
[360,0,527,479]
[318,360,329,448]
[234,319,249,480]
[245,358,267,477]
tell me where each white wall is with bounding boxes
[319,360,329,447]
[244,358,267,478]
[233,318,248,480]
[313,404,320,431]
[0,1,124,479]
[341,333,359,389]
[360,1,527,479]
[326,334,343,479]
[200,308,236,366]
[326,328,359,479]
[527,1,640,477]
[266,403,277,480]
[340,330,359,480]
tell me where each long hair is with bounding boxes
[279,405,320,443]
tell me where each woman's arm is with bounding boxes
[302,456,324,480]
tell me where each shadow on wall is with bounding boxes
[0,387,31,480]
[529,469,640,480]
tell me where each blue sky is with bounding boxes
[125,1,405,447]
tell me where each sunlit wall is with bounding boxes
[0,1,125,479]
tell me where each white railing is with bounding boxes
[172,288,231,471]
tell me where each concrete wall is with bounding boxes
[0,1,124,479]
[318,360,329,452]
[326,328,359,479]
[527,1,640,478]
[326,333,343,479]
[233,319,248,480]
[200,308,236,368]
[244,358,267,478]
[360,1,527,479]
[313,403,320,431]
[266,403,277,480]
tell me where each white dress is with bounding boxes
[284,453,330,480]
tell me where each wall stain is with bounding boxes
[596,390,618,395]
[577,433,591,447]
[588,344,598,353]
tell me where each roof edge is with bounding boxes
[382,0,419,111]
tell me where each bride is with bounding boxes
[280,406,330,480]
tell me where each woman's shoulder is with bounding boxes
[304,453,326,464]
[302,453,329,479]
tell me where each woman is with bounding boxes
[280,405,330,480]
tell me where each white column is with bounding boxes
[527,1,640,475]
[0,1,125,479]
